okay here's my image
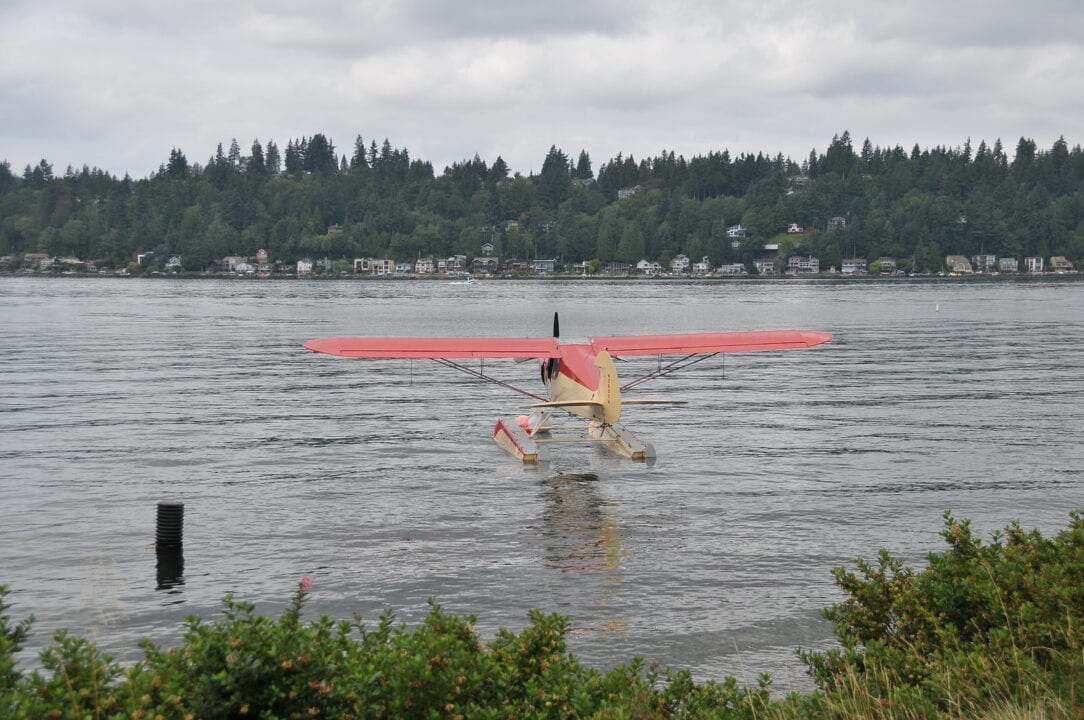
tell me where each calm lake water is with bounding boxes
[2,276,1083,688]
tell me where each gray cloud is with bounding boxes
[2,0,1082,178]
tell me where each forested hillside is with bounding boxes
[2,132,1083,273]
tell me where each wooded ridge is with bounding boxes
[2,131,1082,274]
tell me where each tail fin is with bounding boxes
[592,350,622,425]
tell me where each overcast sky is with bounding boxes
[2,1,1083,179]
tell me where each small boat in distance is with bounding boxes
[447,274,477,286]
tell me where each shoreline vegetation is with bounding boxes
[3,131,1084,281]
[3,512,1081,719]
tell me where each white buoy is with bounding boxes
[936,304,940,312]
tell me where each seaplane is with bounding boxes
[303,314,831,463]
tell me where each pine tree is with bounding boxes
[265,140,281,175]
[166,148,189,179]
[574,150,593,180]
[249,140,266,175]
[538,145,572,210]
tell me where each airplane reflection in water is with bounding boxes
[540,472,630,635]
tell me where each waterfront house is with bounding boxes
[946,255,973,274]
[786,256,820,275]
[1025,256,1044,273]
[415,256,435,275]
[472,256,499,273]
[533,259,556,274]
[297,259,313,276]
[841,257,867,274]
[754,258,777,275]
[716,263,748,276]
[999,257,1018,272]
[603,262,633,275]
[223,255,246,272]
[972,254,997,273]
[693,257,712,274]
[636,259,662,274]
[501,258,532,273]
[371,259,395,276]
[395,263,413,275]
[443,255,468,273]
[1050,256,1075,272]
[21,253,49,270]
[875,257,897,274]
[671,254,691,273]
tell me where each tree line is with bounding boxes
[2,131,1083,273]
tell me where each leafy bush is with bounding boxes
[2,512,1081,719]
[799,511,1083,718]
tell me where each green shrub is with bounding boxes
[799,511,1084,718]
[2,512,1082,719]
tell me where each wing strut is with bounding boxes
[620,352,720,392]
[432,358,548,401]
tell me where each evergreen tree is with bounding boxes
[228,138,242,167]
[574,150,593,180]
[284,140,302,176]
[166,148,189,179]
[249,140,266,175]
[538,145,572,210]
[265,141,281,175]
[0,160,15,194]
[350,135,369,170]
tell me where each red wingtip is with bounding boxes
[803,331,833,347]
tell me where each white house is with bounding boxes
[1025,256,1044,273]
[297,259,314,276]
[754,258,777,275]
[670,254,690,273]
[222,255,245,271]
[972,254,997,273]
[693,256,712,274]
[841,258,867,274]
[369,259,392,275]
[786,256,820,275]
[636,259,662,274]
[716,263,747,276]
[946,255,973,274]
[415,257,435,275]
[726,224,747,239]
[787,222,804,234]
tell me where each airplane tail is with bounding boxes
[592,349,622,425]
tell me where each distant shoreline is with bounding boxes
[3,271,1081,282]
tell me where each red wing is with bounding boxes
[304,336,560,359]
[588,330,832,356]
